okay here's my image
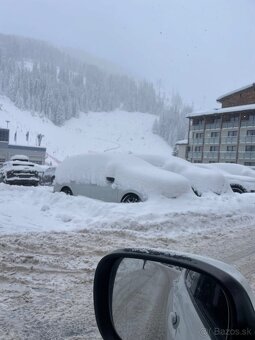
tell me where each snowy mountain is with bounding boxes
[0,33,165,126]
[0,96,171,164]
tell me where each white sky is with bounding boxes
[0,0,254,109]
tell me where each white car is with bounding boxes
[0,155,40,186]
[94,249,255,340]
[209,162,255,178]
[54,153,193,202]
[137,154,231,196]
[197,163,255,194]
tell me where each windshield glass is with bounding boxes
[0,1,254,339]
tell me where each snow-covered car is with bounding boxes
[137,154,231,196]
[208,162,255,178]
[53,153,193,202]
[197,163,255,194]
[40,166,56,186]
[0,155,40,186]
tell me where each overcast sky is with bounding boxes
[0,0,254,109]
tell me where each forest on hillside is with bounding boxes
[0,34,191,145]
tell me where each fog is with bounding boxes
[0,0,254,109]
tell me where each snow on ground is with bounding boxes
[1,185,255,339]
[0,96,171,163]
[1,97,255,338]
[1,184,255,237]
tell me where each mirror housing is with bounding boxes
[94,248,255,340]
[106,176,115,183]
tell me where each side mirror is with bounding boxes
[106,177,115,184]
[94,249,255,340]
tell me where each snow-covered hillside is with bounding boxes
[0,96,171,164]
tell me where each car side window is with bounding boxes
[185,270,229,337]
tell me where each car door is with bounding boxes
[89,177,118,202]
[169,270,229,340]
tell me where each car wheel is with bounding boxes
[230,184,246,194]
[61,186,73,195]
[121,193,141,203]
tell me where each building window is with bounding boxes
[247,130,255,136]
[244,162,255,166]
[193,118,203,125]
[245,145,255,152]
[228,131,238,137]
[223,115,239,122]
[211,132,220,137]
[227,146,236,151]
[230,116,239,122]
[194,132,204,139]
[210,146,219,151]
[0,129,9,142]
[194,146,202,152]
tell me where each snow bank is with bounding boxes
[1,184,255,237]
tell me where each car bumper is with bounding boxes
[5,179,39,186]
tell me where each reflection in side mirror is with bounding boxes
[112,259,229,340]
[94,249,255,340]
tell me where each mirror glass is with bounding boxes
[112,258,229,340]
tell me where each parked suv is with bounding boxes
[0,155,39,186]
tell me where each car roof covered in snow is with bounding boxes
[55,153,192,198]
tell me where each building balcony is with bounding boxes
[241,120,255,128]
[219,152,236,160]
[239,136,255,143]
[222,122,239,129]
[187,152,202,160]
[205,123,221,130]
[203,151,218,159]
[204,137,220,144]
[190,138,204,145]
[238,152,255,160]
[190,124,204,131]
[221,136,238,144]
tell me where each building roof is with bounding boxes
[217,83,255,101]
[186,103,255,119]
[175,139,188,145]
[8,144,46,151]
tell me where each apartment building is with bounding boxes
[186,83,255,166]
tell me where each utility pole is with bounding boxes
[5,120,10,128]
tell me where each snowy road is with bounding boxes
[0,185,255,339]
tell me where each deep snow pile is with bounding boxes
[1,185,255,339]
[0,96,171,163]
[1,184,255,237]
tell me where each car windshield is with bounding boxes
[0,1,255,339]
[12,163,34,167]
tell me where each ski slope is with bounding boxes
[0,96,171,163]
